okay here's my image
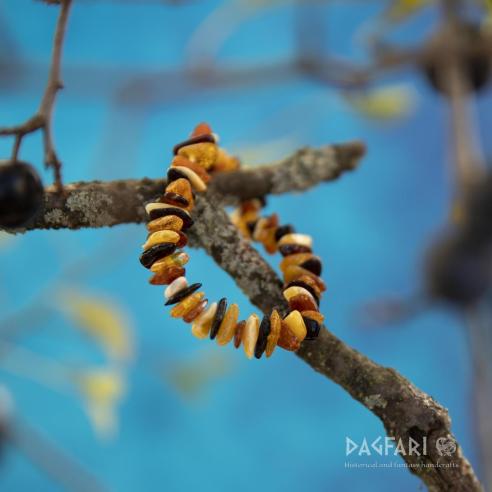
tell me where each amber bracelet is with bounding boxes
[139,123,326,359]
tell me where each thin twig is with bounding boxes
[0,0,72,191]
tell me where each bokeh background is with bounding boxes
[0,1,490,491]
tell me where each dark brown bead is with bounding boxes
[254,315,271,359]
[246,220,258,236]
[209,298,227,340]
[303,316,320,340]
[279,244,312,257]
[234,321,246,349]
[275,225,294,242]
[176,231,188,248]
[160,192,189,208]
[173,134,216,155]
[139,243,177,269]
[300,256,322,276]
[165,283,202,306]
[167,167,188,184]
[148,206,193,229]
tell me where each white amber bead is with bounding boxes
[164,276,188,300]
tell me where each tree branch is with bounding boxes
[189,182,482,492]
[0,141,365,232]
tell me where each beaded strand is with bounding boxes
[140,123,326,359]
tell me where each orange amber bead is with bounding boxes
[234,321,246,349]
[288,294,318,312]
[216,303,240,346]
[213,148,240,172]
[178,142,217,170]
[172,155,211,183]
[277,321,301,352]
[301,310,325,323]
[150,252,189,273]
[265,309,281,358]
[170,292,205,318]
[192,122,213,137]
[183,299,207,323]
[148,266,185,285]
[165,178,194,205]
[146,215,184,234]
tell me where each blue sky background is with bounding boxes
[0,1,488,491]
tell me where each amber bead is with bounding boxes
[240,199,262,214]
[209,298,227,340]
[286,274,325,296]
[283,286,315,303]
[149,266,185,285]
[265,309,281,358]
[172,155,211,183]
[280,253,315,274]
[142,230,180,250]
[147,204,194,229]
[146,215,184,234]
[183,299,207,323]
[213,148,240,172]
[288,294,318,312]
[233,321,246,349]
[170,292,204,318]
[300,256,322,276]
[243,313,260,359]
[282,310,307,341]
[164,276,187,300]
[151,252,189,273]
[301,310,325,323]
[275,224,294,242]
[216,303,239,346]
[175,231,188,248]
[303,316,320,340]
[140,243,177,269]
[278,233,312,248]
[178,142,217,170]
[165,283,202,306]
[173,134,216,155]
[279,244,312,257]
[283,265,319,285]
[254,315,271,359]
[165,178,193,205]
[170,166,207,192]
[230,208,251,238]
[161,191,189,208]
[192,122,213,137]
[277,321,301,352]
[191,302,217,339]
[253,214,278,254]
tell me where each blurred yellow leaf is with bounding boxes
[74,368,126,439]
[384,0,434,22]
[59,289,134,362]
[344,84,416,120]
[162,351,234,400]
